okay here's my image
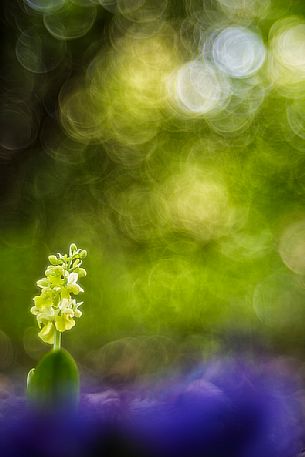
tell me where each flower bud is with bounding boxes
[48,255,61,266]
[69,243,78,257]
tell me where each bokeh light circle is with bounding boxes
[43,3,97,41]
[24,0,65,13]
[279,219,305,275]
[0,102,38,151]
[16,27,66,74]
[253,273,305,329]
[269,17,305,95]
[216,0,271,19]
[117,0,168,23]
[212,26,266,78]
[173,60,231,116]
[271,20,305,73]
[287,100,305,140]
[98,0,117,13]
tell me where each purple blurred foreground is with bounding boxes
[0,359,304,457]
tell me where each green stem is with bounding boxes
[53,330,61,351]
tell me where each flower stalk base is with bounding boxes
[53,330,61,351]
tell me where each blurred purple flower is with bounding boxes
[0,358,304,457]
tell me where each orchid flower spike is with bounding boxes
[31,243,87,348]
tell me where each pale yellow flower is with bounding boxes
[31,244,86,346]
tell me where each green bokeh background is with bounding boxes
[1,0,305,376]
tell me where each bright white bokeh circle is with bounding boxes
[175,60,230,115]
[212,26,266,78]
[273,23,305,71]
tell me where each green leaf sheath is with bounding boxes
[27,349,80,411]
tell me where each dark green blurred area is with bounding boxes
[1,0,305,376]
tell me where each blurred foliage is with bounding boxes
[1,0,305,375]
